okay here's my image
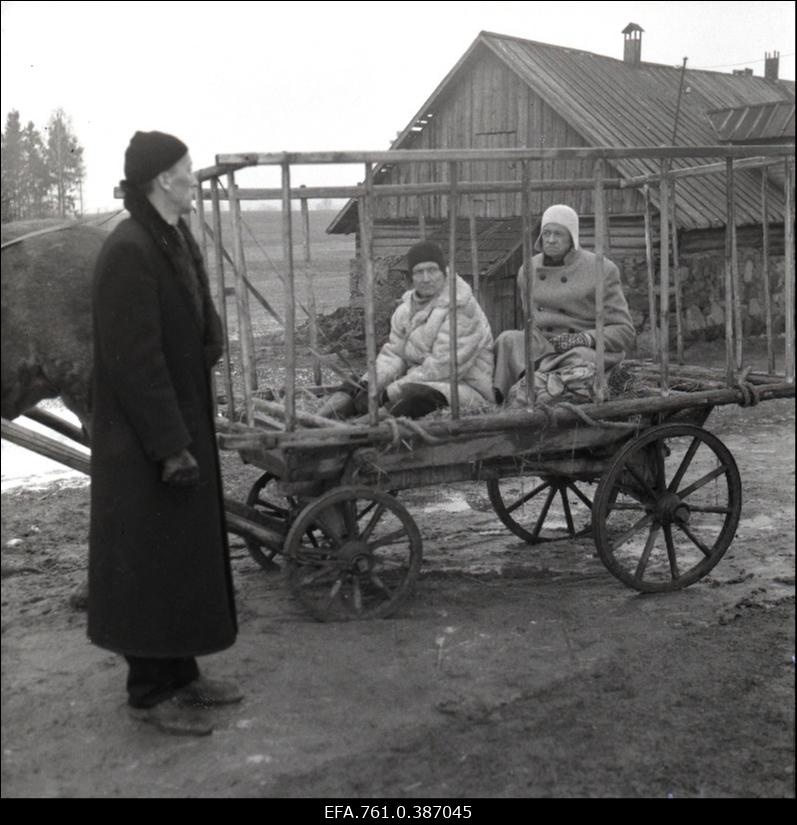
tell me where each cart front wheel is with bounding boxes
[284,486,423,621]
[593,423,742,592]
[486,476,596,544]
[244,472,302,572]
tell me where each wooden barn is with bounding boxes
[328,27,795,340]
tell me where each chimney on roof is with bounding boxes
[622,22,643,66]
[732,68,754,77]
[765,51,780,80]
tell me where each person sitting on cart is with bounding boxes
[319,240,495,420]
[493,204,636,405]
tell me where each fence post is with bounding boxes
[468,196,480,302]
[671,181,684,364]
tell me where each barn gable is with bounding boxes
[329,30,794,236]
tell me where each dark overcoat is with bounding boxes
[88,201,236,657]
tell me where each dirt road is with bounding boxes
[1,396,794,799]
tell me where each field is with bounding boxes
[195,208,354,339]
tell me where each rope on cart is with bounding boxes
[736,368,762,407]
[557,402,639,430]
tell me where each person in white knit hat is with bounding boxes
[493,204,635,404]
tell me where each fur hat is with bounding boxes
[535,204,580,251]
[123,130,188,186]
[407,240,447,273]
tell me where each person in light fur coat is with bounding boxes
[320,241,495,420]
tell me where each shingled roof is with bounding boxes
[330,30,794,234]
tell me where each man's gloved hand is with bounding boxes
[161,448,200,487]
[550,331,593,353]
[352,381,389,415]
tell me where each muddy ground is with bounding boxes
[1,341,795,800]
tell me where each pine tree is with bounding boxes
[20,121,51,218]
[44,108,85,218]
[1,110,24,222]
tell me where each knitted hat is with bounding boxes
[535,204,580,251]
[123,130,188,186]
[407,240,447,273]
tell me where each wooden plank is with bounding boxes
[300,193,322,386]
[22,408,88,446]
[210,179,235,422]
[521,161,536,409]
[729,166,743,371]
[2,417,90,475]
[227,172,256,425]
[593,159,607,403]
[468,197,480,301]
[785,157,795,383]
[761,172,774,374]
[724,160,735,386]
[448,161,460,419]
[659,162,671,394]
[216,145,796,167]
[670,181,684,364]
[622,155,787,187]
[359,164,380,425]
[643,185,659,354]
[281,162,296,431]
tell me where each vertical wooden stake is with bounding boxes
[448,161,460,419]
[521,161,536,410]
[671,180,684,364]
[418,196,427,240]
[730,174,743,371]
[761,171,774,375]
[281,161,296,431]
[468,197,480,302]
[659,160,671,395]
[300,190,322,386]
[358,163,379,426]
[784,156,795,383]
[227,172,256,424]
[210,178,235,423]
[643,185,659,355]
[593,158,607,403]
[724,159,735,386]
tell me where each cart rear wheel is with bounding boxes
[244,472,302,572]
[284,486,423,621]
[486,476,596,544]
[593,423,742,592]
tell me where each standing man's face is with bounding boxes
[161,154,196,215]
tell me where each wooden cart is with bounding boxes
[195,144,795,621]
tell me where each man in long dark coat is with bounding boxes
[89,131,239,736]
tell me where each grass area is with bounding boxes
[201,209,354,337]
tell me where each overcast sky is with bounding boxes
[2,0,794,212]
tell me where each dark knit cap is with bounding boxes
[407,241,447,273]
[123,130,188,185]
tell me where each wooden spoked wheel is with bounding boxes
[593,424,742,593]
[486,476,597,544]
[284,486,423,621]
[244,472,303,572]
